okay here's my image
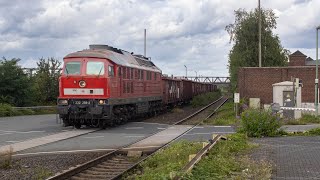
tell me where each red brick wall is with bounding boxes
[288,56,306,66]
[238,67,316,104]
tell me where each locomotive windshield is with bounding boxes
[65,62,81,75]
[86,62,104,75]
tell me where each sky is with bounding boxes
[0,0,319,77]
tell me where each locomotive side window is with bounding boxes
[86,62,104,75]
[127,68,130,79]
[135,69,138,79]
[118,67,122,77]
[123,67,127,79]
[65,62,81,75]
[141,70,144,80]
[108,65,114,77]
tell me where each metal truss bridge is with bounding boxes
[183,76,230,84]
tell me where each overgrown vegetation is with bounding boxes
[284,114,320,125]
[185,133,272,179]
[204,101,238,126]
[0,57,61,107]
[33,167,53,180]
[126,141,202,179]
[0,103,56,117]
[191,91,222,108]
[240,109,281,137]
[0,146,14,169]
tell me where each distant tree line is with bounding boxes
[0,57,61,107]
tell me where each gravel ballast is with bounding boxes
[0,151,108,180]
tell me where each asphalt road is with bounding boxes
[16,123,235,155]
[1,114,236,155]
[0,114,71,147]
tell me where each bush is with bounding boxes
[17,109,35,115]
[191,91,222,108]
[240,109,281,137]
[0,103,16,117]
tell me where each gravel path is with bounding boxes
[0,152,108,180]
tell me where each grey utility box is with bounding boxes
[272,81,301,119]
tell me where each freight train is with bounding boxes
[57,45,216,129]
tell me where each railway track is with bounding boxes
[47,97,228,180]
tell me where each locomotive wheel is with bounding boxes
[99,119,107,129]
[74,123,81,129]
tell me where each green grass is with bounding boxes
[184,133,272,180]
[191,91,222,108]
[126,141,202,180]
[204,102,238,126]
[281,127,320,136]
[33,167,53,180]
[284,114,320,125]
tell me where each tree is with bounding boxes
[226,8,290,89]
[33,57,61,104]
[0,58,33,106]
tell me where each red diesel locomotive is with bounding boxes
[57,45,215,128]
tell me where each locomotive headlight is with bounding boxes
[79,80,86,88]
[98,100,106,105]
[58,99,68,105]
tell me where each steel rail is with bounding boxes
[112,97,228,180]
[47,97,227,180]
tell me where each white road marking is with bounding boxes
[6,141,20,143]
[13,149,116,157]
[82,136,104,139]
[125,127,143,130]
[133,122,167,126]
[185,132,235,135]
[0,133,12,136]
[202,125,233,128]
[0,130,45,134]
[157,127,166,130]
[194,127,204,129]
[124,135,145,138]
[0,129,97,153]
[123,145,161,150]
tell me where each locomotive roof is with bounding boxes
[64,45,162,73]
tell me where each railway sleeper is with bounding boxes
[97,164,130,169]
[74,173,114,179]
[106,159,132,164]
[84,169,123,175]
[89,166,127,172]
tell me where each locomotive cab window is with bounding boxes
[108,65,114,77]
[86,62,104,75]
[65,62,81,75]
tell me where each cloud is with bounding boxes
[0,0,318,77]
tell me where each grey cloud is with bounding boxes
[0,0,318,77]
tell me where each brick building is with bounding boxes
[238,50,317,105]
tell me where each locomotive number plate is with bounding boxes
[74,100,90,105]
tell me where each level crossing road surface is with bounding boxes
[0,114,71,147]
[13,123,236,155]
